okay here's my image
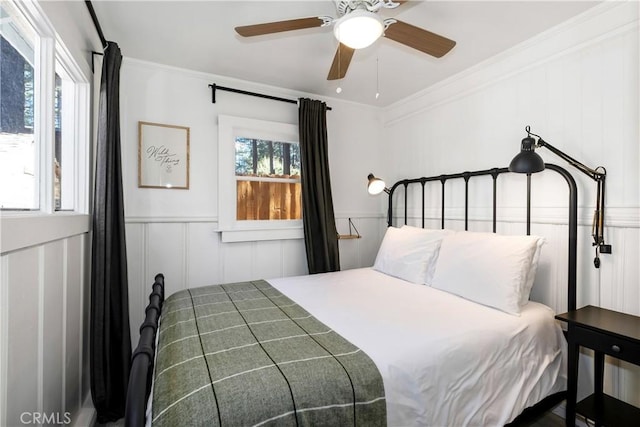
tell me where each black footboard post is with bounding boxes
[125,274,165,427]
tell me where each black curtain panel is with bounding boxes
[90,42,131,423]
[298,98,340,273]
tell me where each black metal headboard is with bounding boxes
[386,164,577,312]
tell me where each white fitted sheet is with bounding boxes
[268,267,567,427]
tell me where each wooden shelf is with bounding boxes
[338,218,361,240]
[576,394,640,427]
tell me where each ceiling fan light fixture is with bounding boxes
[333,10,384,49]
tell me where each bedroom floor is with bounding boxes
[97,411,565,427]
[520,411,565,427]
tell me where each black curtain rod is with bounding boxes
[85,1,107,49]
[208,84,332,111]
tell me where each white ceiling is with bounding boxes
[90,0,601,106]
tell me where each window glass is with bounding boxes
[54,65,76,212]
[234,137,301,221]
[0,4,37,209]
[54,72,62,209]
[235,138,300,177]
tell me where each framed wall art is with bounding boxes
[138,121,190,189]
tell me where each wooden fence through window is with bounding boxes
[236,180,301,220]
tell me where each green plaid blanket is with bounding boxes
[151,280,386,426]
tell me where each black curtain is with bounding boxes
[298,98,340,273]
[90,41,131,423]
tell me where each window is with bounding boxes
[0,4,37,209]
[235,137,301,221]
[0,1,88,213]
[219,115,302,242]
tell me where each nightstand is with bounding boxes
[556,305,640,427]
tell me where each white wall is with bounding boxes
[119,59,386,342]
[0,1,100,426]
[382,0,639,407]
[16,1,632,424]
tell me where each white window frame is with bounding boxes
[0,0,91,254]
[218,115,303,243]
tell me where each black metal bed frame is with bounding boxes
[125,274,164,427]
[386,164,577,312]
[385,164,578,424]
[124,164,578,426]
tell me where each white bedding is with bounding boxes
[268,267,567,427]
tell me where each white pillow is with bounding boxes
[373,226,450,284]
[400,226,455,283]
[431,231,543,315]
[522,237,545,306]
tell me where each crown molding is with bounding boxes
[383,1,638,126]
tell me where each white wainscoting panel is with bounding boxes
[125,222,146,349]
[43,241,64,418]
[0,254,6,426]
[254,240,287,280]
[221,240,255,283]
[187,223,221,287]
[281,238,309,278]
[147,223,187,298]
[5,248,40,426]
[65,235,83,415]
[1,231,90,427]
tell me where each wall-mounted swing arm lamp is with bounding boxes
[509,125,610,268]
[367,173,390,195]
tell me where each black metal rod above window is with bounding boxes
[85,1,107,48]
[208,84,332,111]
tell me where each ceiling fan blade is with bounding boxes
[384,20,456,58]
[235,17,325,37]
[327,43,355,80]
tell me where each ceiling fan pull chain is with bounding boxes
[375,56,380,99]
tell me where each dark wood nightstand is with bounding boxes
[555,305,640,427]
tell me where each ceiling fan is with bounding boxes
[235,0,456,80]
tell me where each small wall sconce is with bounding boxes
[367,173,390,195]
[509,126,610,268]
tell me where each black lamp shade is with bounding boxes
[509,136,545,173]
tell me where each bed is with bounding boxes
[125,165,578,426]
